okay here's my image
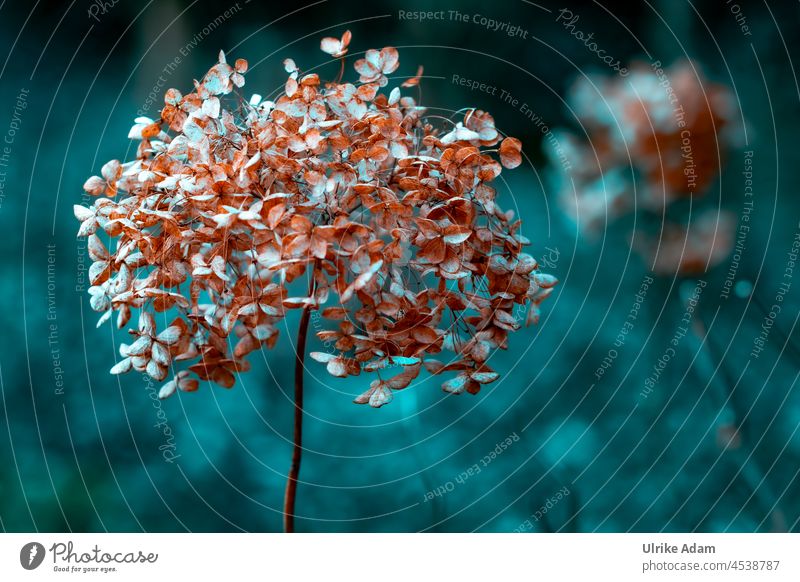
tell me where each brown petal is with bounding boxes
[418,237,446,264]
[499,137,523,169]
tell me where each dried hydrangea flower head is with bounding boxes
[76,35,555,407]
[76,34,557,531]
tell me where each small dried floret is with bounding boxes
[320,30,352,58]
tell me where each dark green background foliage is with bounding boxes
[1,0,798,532]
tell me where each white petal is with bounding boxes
[158,381,177,400]
[125,335,152,356]
[146,359,168,381]
[156,325,182,345]
[110,358,132,375]
[138,311,155,335]
[151,342,171,367]
[87,234,110,261]
[73,205,94,221]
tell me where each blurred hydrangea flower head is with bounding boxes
[74,34,556,407]
[547,60,740,274]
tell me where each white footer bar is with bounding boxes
[1,533,797,581]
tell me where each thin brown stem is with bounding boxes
[284,264,317,533]
[284,303,312,533]
[336,57,345,84]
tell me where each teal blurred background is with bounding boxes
[1,0,799,532]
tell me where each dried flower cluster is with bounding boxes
[75,33,555,407]
[547,60,739,274]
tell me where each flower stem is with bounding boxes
[284,302,312,533]
[336,57,345,84]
